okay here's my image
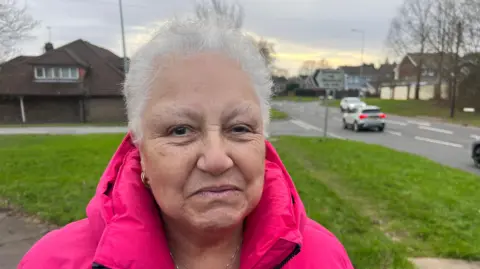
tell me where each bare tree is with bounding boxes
[461,0,480,54]
[425,0,467,101]
[0,0,38,62]
[299,60,316,76]
[386,0,434,100]
[298,59,331,76]
[271,66,289,78]
[426,0,450,99]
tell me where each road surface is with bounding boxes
[272,101,480,175]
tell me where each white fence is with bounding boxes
[380,84,449,100]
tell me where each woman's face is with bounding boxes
[139,52,265,231]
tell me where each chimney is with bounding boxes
[44,42,54,52]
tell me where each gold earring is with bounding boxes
[141,172,151,189]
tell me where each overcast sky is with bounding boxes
[18,0,404,76]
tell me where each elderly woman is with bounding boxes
[19,1,353,269]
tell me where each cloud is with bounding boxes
[17,0,403,75]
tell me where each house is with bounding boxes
[396,52,455,82]
[0,39,126,124]
[377,61,396,82]
[338,64,378,94]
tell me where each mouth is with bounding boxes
[193,185,240,195]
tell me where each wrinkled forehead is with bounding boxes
[145,52,261,112]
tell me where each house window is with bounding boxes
[34,67,45,78]
[70,67,79,79]
[34,66,80,81]
[46,68,54,78]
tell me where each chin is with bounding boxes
[192,208,246,231]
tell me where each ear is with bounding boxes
[139,151,146,172]
[136,141,146,172]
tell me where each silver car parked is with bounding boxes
[342,105,386,132]
[339,97,366,112]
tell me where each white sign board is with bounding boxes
[314,69,345,90]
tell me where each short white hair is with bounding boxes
[123,0,273,142]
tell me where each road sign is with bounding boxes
[313,69,345,90]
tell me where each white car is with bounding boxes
[339,97,366,112]
[342,105,386,132]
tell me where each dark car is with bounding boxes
[473,140,480,168]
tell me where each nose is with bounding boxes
[196,131,234,176]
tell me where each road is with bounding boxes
[272,101,480,176]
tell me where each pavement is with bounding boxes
[272,100,480,176]
[0,208,53,269]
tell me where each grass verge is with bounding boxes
[0,134,125,224]
[273,136,480,261]
[270,108,289,120]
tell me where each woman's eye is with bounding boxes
[170,126,191,137]
[231,125,251,134]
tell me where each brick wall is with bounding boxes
[0,97,22,124]
[0,96,127,124]
[398,58,418,81]
[85,97,127,123]
[24,97,81,123]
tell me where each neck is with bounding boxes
[163,217,243,269]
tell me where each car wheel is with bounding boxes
[378,126,385,132]
[353,121,360,132]
[474,146,480,168]
[343,119,348,129]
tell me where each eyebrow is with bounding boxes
[221,103,258,123]
[149,103,258,123]
[149,105,202,122]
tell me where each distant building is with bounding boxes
[338,64,378,94]
[396,52,455,83]
[0,39,127,124]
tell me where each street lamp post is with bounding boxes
[118,0,128,73]
[351,29,365,83]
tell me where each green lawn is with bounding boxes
[274,137,480,261]
[270,108,289,120]
[1,135,480,268]
[329,98,480,127]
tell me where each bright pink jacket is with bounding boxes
[19,134,354,269]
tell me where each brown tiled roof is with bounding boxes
[339,64,378,76]
[0,39,124,96]
[378,63,396,75]
[406,53,455,70]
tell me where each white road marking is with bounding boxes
[327,132,345,140]
[290,119,344,139]
[290,119,323,132]
[387,131,402,136]
[418,126,454,135]
[471,134,480,140]
[414,136,463,148]
[407,120,431,126]
[385,120,408,126]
